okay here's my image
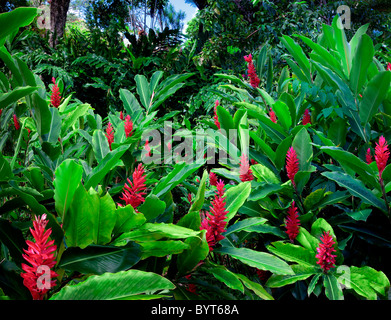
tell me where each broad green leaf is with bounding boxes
[53,159,83,220]
[42,107,61,144]
[304,189,325,212]
[207,266,244,293]
[61,103,91,135]
[177,211,201,231]
[91,130,110,163]
[350,266,390,299]
[359,71,391,125]
[332,15,351,77]
[113,205,146,236]
[149,70,164,93]
[321,171,387,212]
[119,88,143,124]
[140,240,189,259]
[323,273,344,300]
[214,247,294,275]
[349,34,374,95]
[188,170,208,213]
[135,74,151,112]
[296,227,320,253]
[0,7,37,45]
[224,217,267,236]
[0,218,26,265]
[94,191,116,245]
[224,181,251,222]
[0,153,12,181]
[50,270,175,300]
[267,241,317,267]
[272,100,292,131]
[307,273,322,296]
[248,183,283,201]
[216,104,234,134]
[251,164,280,184]
[58,243,142,274]
[292,127,312,172]
[235,273,274,300]
[249,131,276,164]
[266,264,317,288]
[138,194,166,222]
[0,86,37,108]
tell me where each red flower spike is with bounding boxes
[250,159,258,165]
[50,77,61,108]
[302,109,311,125]
[0,109,2,117]
[269,108,277,123]
[200,180,228,251]
[20,214,58,300]
[145,140,151,157]
[366,148,373,164]
[214,100,221,129]
[187,193,193,205]
[285,201,300,242]
[105,122,114,151]
[387,62,391,71]
[239,153,254,182]
[315,231,337,273]
[286,147,299,187]
[209,171,218,186]
[124,115,133,138]
[375,136,390,178]
[13,114,20,130]
[119,163,147,210]
[244,54,260,88]
[120,111,124,120]
[185,275,197,294]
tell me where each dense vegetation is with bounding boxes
[1,0,391,301]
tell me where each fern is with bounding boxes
[33,64,74,87]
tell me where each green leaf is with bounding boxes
[296,227,320,253]
[349,34,374,95]
[349,266,390,299]
[94,191,116,245]
[216,105,234,134]
[323,273,344,300]
[42,107,61,144]
[0,86,37,108]
[119,88,143,124]
[292,127,312,172]
[53,159,83,220]
[135,74,151,112]
[0,7,37,45]
[224,182,251,222]
[50,270,175,300]
[224,217,267,237]
[138,194,166,222]
[0,218,26,265]
[61,103,91,135]
[207,266,244,292]
[321,171,387,212]
[249,131,276,164]
[140,240,190,259]
[333,15,351,77]
[248,183,283,201]
[307,273,322,296]
[359,71,391,125]
[267,241,317,267]
[272,100,292,131]
[58,243,142,274]
[113,205,146,236]
[91,130,110,163]
[0,153,12,181]
[188,170,208,213]
[266,264,317,288]
[214,247,294,275]
[234,273,274,300]
[251,164,280,184]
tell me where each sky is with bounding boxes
[169,0,198,32]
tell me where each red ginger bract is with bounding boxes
[244,54,260,88]
[269,108,277,123]
[366,148,373,164]
[124,115,134,138]
[50,77,61,108]
[119,163,147,210]
[213,100,221,129]
[13,114,20,130]
[315,231,337,273]
[21,214,58,300]
[285,201,300,242]
[302,109,311,125]
[286,147,299,187]
[375,135,389,178]
[239,153,254,182]
[209,171,218,186]
[105,122,114,151]
[200,180,228,251]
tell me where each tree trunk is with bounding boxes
[50,0,71,48]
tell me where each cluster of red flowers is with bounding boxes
[269,108,277,123]
[13,114,20,130]
[239,153,254,182]
[315,231,337,273]
[285,201,300,242]
[200,180,228,251]
[209,171,218,186]
[213,100,221,129]
[21,214,58,300]
[243,54,260,88]
[119,163,147,211]
[302,109,311,125]
[105,122,114,151]
[50,77,61,108]
[286,147,299,187]
[365,136,389,178]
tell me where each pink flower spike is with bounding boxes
[315,231,337,273]
[105,122,114,151]
[124,115,133,138]
[387,62,391,71]
[13,114,20,130]
[302,109,311,125]
[119,163,147,211]
[366,148,373,164]
[50,77,61,108]
[286,147,299,187]
[214,100,221,129]
[21,214,58,300]
[209,171,218,186]
[239,153,254,182]
[285,201,300,242]
[375,136,390,178]
[120,111,124,120]
[269,108,277,123]
[244,54,260,88]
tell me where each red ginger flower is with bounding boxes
[13,114,20,130]
[119,163,147,210]
[269,108,277,123]
[213,100,221,129]
[375,135,389,178]
[50,77,61,108]
[285,201,300,242]
[387,62,391,71]
[366,148,373,164]
[250,159,258,165]
[239,153,254,182]
[244,54,260,88]
[21,214,58,300]
[124,115,133,138]
[286,147,299,187]
[302,109,311,125]
[185,275,197,294]
[315,231,337,273]
[144,140,151,157]
[120,111,124,120]
[105,122,114,151]
[200,180,228,251]
[209,171,218,186]
[0,109,2,117]
[187,193,193,205]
